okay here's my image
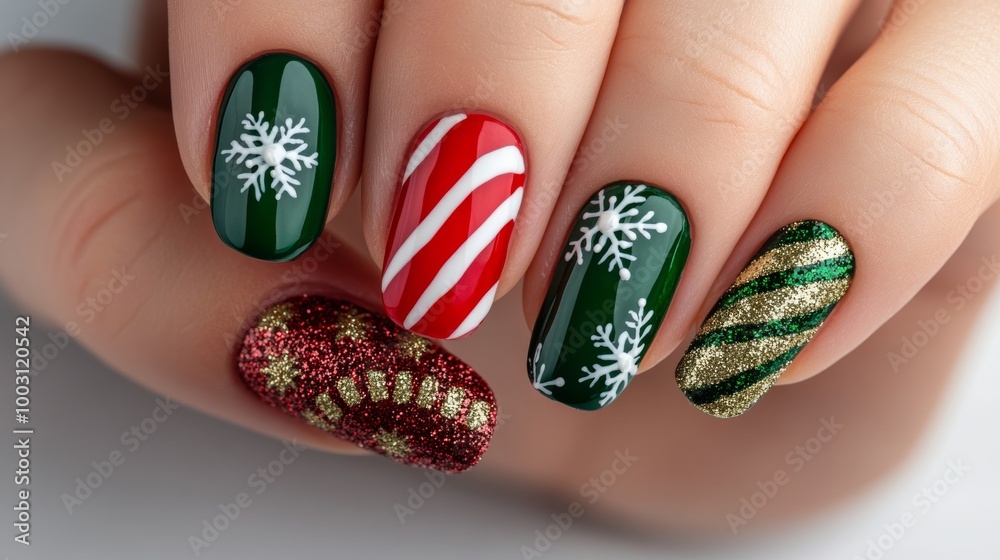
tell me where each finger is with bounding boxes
[364,0,625,339]
[168,0,380,261]
[523,0,861,409]
[676,0,1000,418]
[0,49,498,472]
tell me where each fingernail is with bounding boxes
[382,113,525,339]
[676,220,854,418]
[529,182,690,410]
[212,53,337,262]
[239,296,497,472]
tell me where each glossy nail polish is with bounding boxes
[529,182,690,410]
[382,113,525,339]
[676,220,854,418]
[212,53,337,262]
[239,296,497,472]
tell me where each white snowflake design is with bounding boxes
[221,111,319,201]
[529,343,565,396]
[564,185,668,281]
[579,298,653,407]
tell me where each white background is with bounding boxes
[0,1,998,558]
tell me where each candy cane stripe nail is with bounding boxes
[382,113,526,340]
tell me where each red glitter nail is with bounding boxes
[238,296,497,472]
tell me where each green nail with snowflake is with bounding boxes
[528,181,690,410]
[212,53,337,262]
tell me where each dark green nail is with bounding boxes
[212,53,337,262]
[675,221,855,418]
[528,181,690,410]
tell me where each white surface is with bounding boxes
[1,2,999,558]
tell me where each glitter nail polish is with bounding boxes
[675,221,854,418]
[238,296,497,472]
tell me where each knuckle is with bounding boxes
[848,68,997,209]
[618,24,793,135]
[509,0,604,50]
[688,39,789,126]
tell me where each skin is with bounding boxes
[0,0,998,532]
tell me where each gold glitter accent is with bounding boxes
[337,377,362,407]
[316,393,342,422]
[302,410,334,430]
[367,371,388,401]
[466,400,491,430]
[733,237,850,288]
[440,387,465,419]
[676,329,817,389]
[416,376,438,409]
[257,302,294,331]
[700,278,850,334]
[374,429,411,458]
[262,352,299,395]
[393,371,412,403]
[333,307,369,341]
[396,332,433,362]
[696,365,791,419]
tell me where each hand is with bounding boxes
[0,0,998,532]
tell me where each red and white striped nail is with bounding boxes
[382,113,526,339]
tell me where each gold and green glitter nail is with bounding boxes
[675,221,854,418]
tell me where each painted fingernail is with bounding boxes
[381,113,525,339]
[529,182,690,410]
[212,53,337,262]
[676,221,854,418]
[239,296,497,472]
